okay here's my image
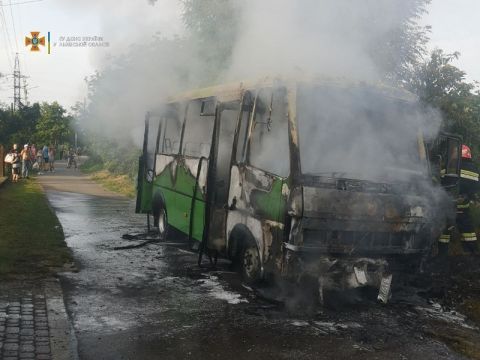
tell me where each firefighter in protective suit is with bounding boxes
[438,145,479,255]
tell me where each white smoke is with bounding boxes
[225,0,425,82]
[79,0,437,168]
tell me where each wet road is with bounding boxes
[40,168,477,359]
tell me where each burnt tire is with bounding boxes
[153,204,168,240]
[241,244,261,284]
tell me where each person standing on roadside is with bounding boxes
[48,145,56,172]
[11,144,20,182]
[20,144,31,179]
[36,148,44,174]
[42,145,49,172]
[30,144,36,163]
[30,143,37,170]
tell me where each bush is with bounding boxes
[81,135,140,179]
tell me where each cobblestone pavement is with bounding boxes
[0,282,52,360]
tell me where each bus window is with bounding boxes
[161,106,183,155]
[248,88,289,177]
[183,99,216,158]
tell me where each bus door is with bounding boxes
[206,101,243,252]
[181,98,216,243]
[136,112,161,214]
[428,133,462,189]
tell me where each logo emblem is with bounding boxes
[25,32,46,51]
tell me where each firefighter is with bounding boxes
[438,144,479,255]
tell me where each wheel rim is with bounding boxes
[243,247,260,280]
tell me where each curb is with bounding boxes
[45,278,78,360]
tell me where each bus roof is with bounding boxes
[165,76,418,104]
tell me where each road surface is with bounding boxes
[37,162,477,359]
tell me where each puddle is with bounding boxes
[197,275,248,304]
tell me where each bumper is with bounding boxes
[283,243,393,303]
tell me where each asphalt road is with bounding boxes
[38,163,477,360]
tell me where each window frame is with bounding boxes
[158,102,185,156]
[180,97,217,159]
[245,87,290,178]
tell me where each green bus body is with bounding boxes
[136,78,460,295]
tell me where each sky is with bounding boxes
[0,0,182,108]
[0,0,478,110]
[422,0,480,84]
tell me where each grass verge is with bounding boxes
[0,179,72,278]
[86,170,136,198]
[80,155,137,198]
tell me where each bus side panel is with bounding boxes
[139,179,153,214]
[191,200,206,242]
[168,162,206,240]
[249,177,287,222]
[240,165,287,223]
[159,187,192,235]
[172,159,207,202]
[227,165,289,274]
[154,154,206,239]
[154,156,190,234]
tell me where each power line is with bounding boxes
[15,0,28,76]
[8,1,19,52]
[0,3,14,70]
[0,0,43,6]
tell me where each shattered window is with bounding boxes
[248,88,289,177]
[160,104,183,155]
[297,85,427,182]
[182,99,216,158]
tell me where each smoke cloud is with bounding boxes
[79,0,431,140]
[80,0,442,185]
[225,0,427,82]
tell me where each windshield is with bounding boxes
[297,85,428,182]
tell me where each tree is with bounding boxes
[181,0,240,84]
[412,49,480,154]
[371,0,432,84]
[0,103,41,146]
[35,102,73,146]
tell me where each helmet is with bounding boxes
[462,144,472,159]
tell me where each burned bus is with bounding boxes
[136,78,460,302]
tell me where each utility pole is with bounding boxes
[13,53,23,110]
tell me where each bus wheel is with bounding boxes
[153,206,168,240]
[241,245,261,284]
